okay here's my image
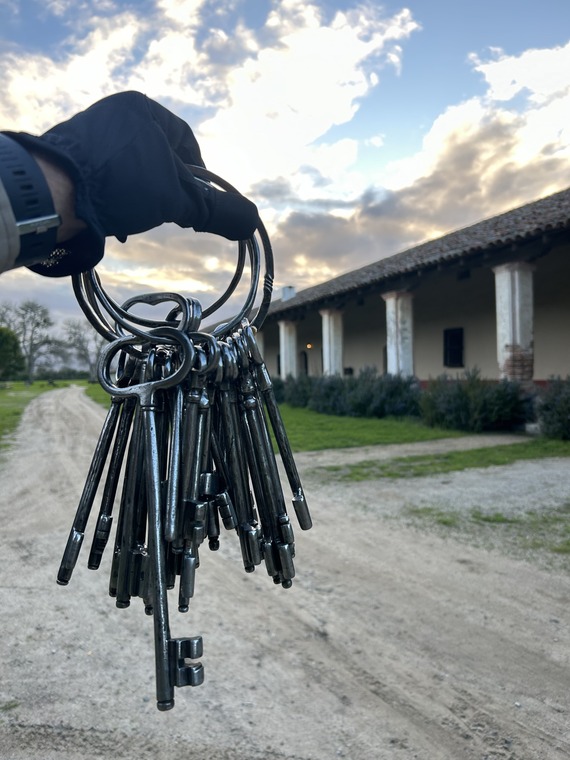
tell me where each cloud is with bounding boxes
[269,211,375,288]
[0,11,148,131]
[263,40,570,291]
[0,268,86,327]
[1,3,568,330]
[0,1,418,192]
[470,42,570,104]
[346,42,570,255]
[196,2,419,195]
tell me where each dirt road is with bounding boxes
[0,387,568,759]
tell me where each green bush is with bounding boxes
[537,377,570,439]
[283,369,421,418]
[345,367,421,418]
[284,374,316,407]
[420,368,525,432]
[308,374,350,415]
[277,368,525,431]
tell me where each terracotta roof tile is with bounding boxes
[268,186,570,316]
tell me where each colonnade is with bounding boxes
[273,261,535,382]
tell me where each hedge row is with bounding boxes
[272,367,569,435]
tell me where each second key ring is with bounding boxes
[98,327,197,403]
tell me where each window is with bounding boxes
[443,328,464,368]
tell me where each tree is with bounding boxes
[0,326,25,380]
[63,319,108,382]
[0,300,54,383]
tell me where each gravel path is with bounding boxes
[0,387,568,760]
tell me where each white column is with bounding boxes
[381,291,414,376]
[493,262,534,381]
[319,308,344,375]
[278,320,298,378]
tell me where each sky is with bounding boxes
[0,0,569,329]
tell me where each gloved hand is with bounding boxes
[3,91,259,276]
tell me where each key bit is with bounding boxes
[169,637,204,689]
[87,513,113,570]
[277,542,295,582]
[206,501,220,551]
[261,539,277,577]
[215,491,237,530]
[199,471,221,498]
[292,489,312,531]
[278,514,295,545]
[179,548,197,603]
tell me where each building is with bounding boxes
[257,187,570,385]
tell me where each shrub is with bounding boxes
[308,374,350,415]
[537,377,570,439]
[483,378,529,431]
[420,368,525,432]
[284,374,316,407]
[345,368,421,418]
[283,369,421,418]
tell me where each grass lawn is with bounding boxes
[316,437,570,480]
[273,404,464,451]
[84,388,463,451]
[0,381,85,447]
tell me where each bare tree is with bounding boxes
[63,319,108,382]
[0,300,54,383]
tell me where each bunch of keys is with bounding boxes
[56,169,312,710]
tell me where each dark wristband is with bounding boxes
[0,133,60,267]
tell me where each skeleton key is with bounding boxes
[215,342,261,572]
[233,332,295,587]
[182,350,211,509]
[164,384,184,544]
[243,322,312,531]
[87,395,137,571]
[171,354,206,609]
[178,349,218,610]
[98,327,196,711]
[207,432,239,532]
[201,349,239,538]
[116,402,152,608]
[57,397,123,585]
[109,381,146,604]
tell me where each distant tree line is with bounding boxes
[0,300,106,383]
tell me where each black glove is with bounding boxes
[3,91,259,276]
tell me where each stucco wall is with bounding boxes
[259,239,570,383]
[534,242,570,380]
[412,266,498,379]
[341,296,386,375]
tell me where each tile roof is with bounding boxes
[267,186,570,316]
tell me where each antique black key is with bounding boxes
[98,327,197,711]
[57,397,123,585]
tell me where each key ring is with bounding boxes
[72,166,274,348]
[98,327,196,404]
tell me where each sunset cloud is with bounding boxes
[0,1,568,328]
